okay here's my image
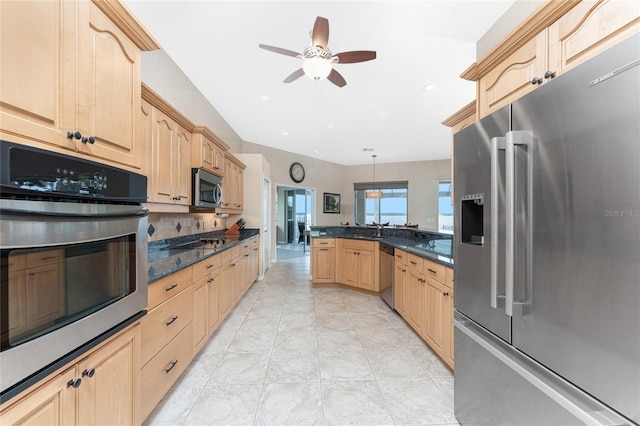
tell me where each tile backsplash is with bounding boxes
[147,213,226,242]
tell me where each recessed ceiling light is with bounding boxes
[422,83,436,91]
[260,94,270,101]
[378,111,386,117]
[327,124,334,129]
[314,149,319,154]
[362,148,374,152]
[282,131,289,136]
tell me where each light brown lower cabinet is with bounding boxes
[393,253,408,317]
[335,239,377,291]
[399,252,454,370]
[0,323,141,425]
[311,238,336,283]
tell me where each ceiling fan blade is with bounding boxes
[283,68,305,83]
[334,50,377,64]
[258,44,301,58]
[311,16,329,49]
[327,69,347,88]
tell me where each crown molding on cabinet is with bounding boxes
[461,0,579,81]
[141,83,195,131]
[442,101,477,127]
[92,0,160,51]
[191,126,231,151]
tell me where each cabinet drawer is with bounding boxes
[148,267,192,310]
[192,254,222,282]
[141,323,193,421]
[312,238,335,248]
[423,259,446,284]
[407,253,424,271]
[445,267,454,289]
[141,287,193,366]
[25,249,63,268]
[341,239,374,251]
[394,250,407,265]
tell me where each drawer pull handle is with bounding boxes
[410,261,417,265]
[207,264,215,269]
[207,278,215,283]
[40,256,57,261]
[402,269,406,273]
[165,316,178,326]
[67,378,82,389]
[443,292,449,296]
[231,263,237,267]
[165,283,178,292]
[82,368,95,378]
[427,268,437,274]
[164,360,178,374]
[320,242,328,245]
[320,248,329,251]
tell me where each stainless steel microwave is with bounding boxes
[192,168,222,209]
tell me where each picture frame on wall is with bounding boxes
[323,193,341,213]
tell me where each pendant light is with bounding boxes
[366,154,383,199]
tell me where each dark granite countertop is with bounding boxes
[309,226,453,267]
[147,229,260,283]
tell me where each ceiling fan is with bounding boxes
[258,16,376,88]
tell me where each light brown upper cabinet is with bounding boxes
[219,153,246,213]
[142,84,195,210]
[0,0,159,171]
[192,126,229,177]
[461,0,639,118]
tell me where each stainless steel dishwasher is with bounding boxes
[379,242,395,309]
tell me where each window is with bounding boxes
[354,181,408,226]
[438,180,453,234]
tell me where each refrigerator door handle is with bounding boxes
[490,136,506,310]
[505,131,535,317]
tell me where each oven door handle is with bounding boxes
[0,200,148,218]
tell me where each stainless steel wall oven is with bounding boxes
[0,141,148,401]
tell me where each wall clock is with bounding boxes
[289,162,305,183]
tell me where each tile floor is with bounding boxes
[144,256,458,426]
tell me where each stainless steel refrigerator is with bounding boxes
[453,33,639,425]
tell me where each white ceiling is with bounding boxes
[124,1,515,166]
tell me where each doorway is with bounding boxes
[276,186,314,260]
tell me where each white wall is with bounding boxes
[140,50,244,152]
[241,141,347,226]
[477,0,544,59]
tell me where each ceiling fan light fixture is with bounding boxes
[303,57,332,80]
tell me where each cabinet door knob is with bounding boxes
[443,292,449,296]
[544,70,556,79]
[82,368,95,378]
[531,77,542,85]
[67,378,82,389]
[67,131,82,140]
[81,135,95,144]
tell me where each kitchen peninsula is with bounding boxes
[310,226,455,369]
